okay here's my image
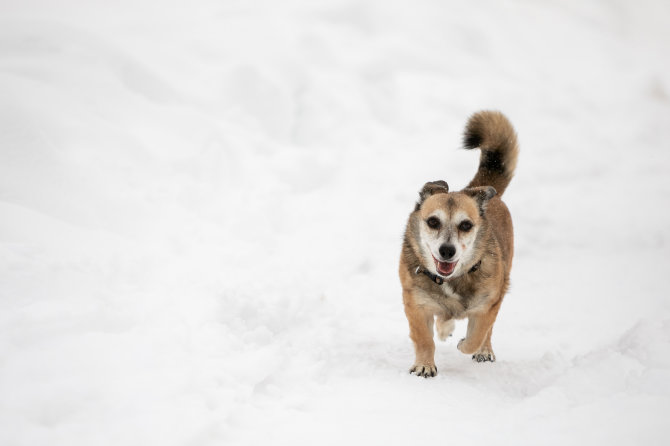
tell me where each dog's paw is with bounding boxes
[409,363,437,378]
[472,346,496,363]
[457,338,469,353]
[472,353,495,362]
[436,318,455,342]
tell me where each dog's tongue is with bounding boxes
[436,260,456,276]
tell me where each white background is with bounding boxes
[1,1,669,445]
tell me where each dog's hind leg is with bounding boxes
[436,315,455,341]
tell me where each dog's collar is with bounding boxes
[469,259,482,274]
[414,266,445,285]
[415,260,482,285]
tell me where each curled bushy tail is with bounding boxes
[463,110,519,197]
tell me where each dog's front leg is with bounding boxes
[472,328,496,362]
[457,303,500,357]
[404,293,437,377]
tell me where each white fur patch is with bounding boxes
[440,281,462,300]
[418,210,446,272]
[419,208,480,279]
[436,318,455,341]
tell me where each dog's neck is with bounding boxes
[415,259,482,285]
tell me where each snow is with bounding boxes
[1,0,669,444]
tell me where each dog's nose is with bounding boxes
[439,243,456,260]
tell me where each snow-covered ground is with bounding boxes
[1,1,669,444]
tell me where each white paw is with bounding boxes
[436,319,455,342]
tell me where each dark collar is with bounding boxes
[415,260,482,285]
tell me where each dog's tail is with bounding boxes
[463,110,519,197]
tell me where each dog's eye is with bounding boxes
[458,220,473,232]
[426,217,441,229]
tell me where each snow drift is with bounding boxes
[1,1,669,445]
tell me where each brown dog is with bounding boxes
[399,110,519,377]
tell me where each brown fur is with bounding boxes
[399,110,518,377]
[464,110,519,196]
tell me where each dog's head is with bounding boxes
[415,181,496,279]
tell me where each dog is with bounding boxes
[399,110,519,377]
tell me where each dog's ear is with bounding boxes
[416,180,449,209]
[463,186,497,216]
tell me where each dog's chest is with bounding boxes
[415,283,472,317]
[439,282,463,300]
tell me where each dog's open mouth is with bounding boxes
[434,258,457,277]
